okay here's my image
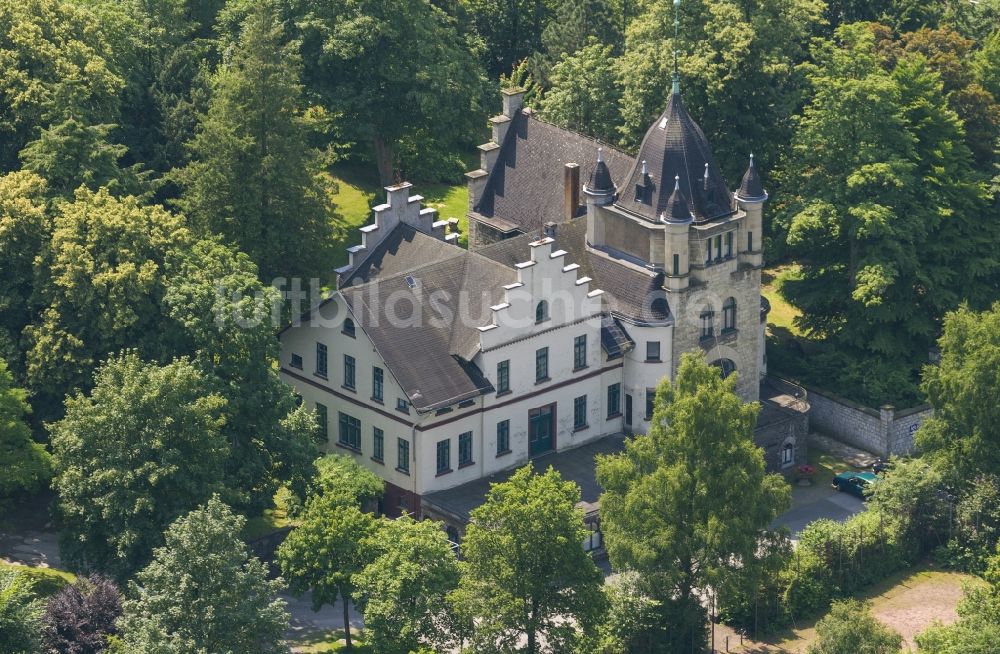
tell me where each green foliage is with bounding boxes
[807,599,903,654]
[0,171,50,374]
[117,496,289,653]
[24,188,191,419]
[452,465,606,653]
[918,303,1000,479]
[539,40,622,143]
[0,569,43,654]
[597,353,789,652]
[174,2,336,283]
[278,500,380,650]
[587,571,663,654]
[50,353,228,579]
[353,516,460,654]
[461,0,553,78]
[0,359,51,504]
[0,0,123,170]
[289,0,489,184]
[308,454,384,508]
[619,0,824,179]
[19,118,150,200]
[916,543,1000,653]
[936,475,1000,573]
[162,236,319,512]
[777,24,994,373]
[0,562,75,598]
[532,0,622,85]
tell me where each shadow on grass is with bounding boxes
[289,629,373,654]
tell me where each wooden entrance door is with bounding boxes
[529,404,555,457]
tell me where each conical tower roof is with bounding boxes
[736,153,767,202]
[585,148,615,194]
[661,175,693,223]
[615,91,733,222]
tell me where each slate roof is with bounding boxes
[586,149,615,194]
[340,245,517,412]
[476,219,672,325]
[615,91,734,222]
[662,175,694,223]
[422,434,629,523]
[339,223,459,288]
[472,111,633,234]
[737,154,767,202]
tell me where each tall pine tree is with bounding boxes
[174,2,335,284]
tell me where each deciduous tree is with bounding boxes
[353,516,460,654]
[807,599,902,654]
[278,499,380,650]
[596,353,790,653]
[539,40,622,143]
[0,569,43,654]
[41,573,122,653]
[451,465,606,653]
[917,303,1000,479]
[50,353,228,579]
[117,497,289,653]
[0,360,50,509]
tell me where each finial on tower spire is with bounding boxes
[672,0,682,95]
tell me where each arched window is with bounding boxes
[711,358,736,379]
[535,300,549,323]
[782,441,795,467]
[342,317,355,337]
[723,298,737,332]
[700,310,714,339]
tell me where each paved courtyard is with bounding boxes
[773,489,865,539]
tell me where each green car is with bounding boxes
[832,471,879,499]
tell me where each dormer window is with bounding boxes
[342,318,355,337]
[535,300,549,323]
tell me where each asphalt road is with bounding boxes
[773,488,865,540]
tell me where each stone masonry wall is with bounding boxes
[801,383,931,457]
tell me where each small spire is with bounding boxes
[674,174,681,190]
[672,0,682,95]
[750,153,755,167]
[663,173,692,224]
[597,147,604,163]
[737,152,766,202]
[703,162,709,191]
[641,160,648,176]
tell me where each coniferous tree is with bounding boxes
[174,2,335,283]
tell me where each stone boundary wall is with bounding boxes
[774,377,932,457]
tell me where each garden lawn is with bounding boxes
[325,162,469,270]
[762,265,803,337]
[289,630,373,653]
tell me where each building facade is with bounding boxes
[278,85,806,528]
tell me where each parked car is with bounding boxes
[832,471,879,499]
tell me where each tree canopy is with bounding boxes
[596,353,790,653]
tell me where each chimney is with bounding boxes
[564,163,580,223]
[543,221,558,239]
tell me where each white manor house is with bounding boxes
[279,86,808,536]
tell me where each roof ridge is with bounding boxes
[342,242,469,291]
[526,110,636,160]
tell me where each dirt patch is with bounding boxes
[716,565,980,653]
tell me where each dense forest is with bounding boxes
[1,0,999,651]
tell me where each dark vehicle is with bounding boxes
[872,458,893,475]
[832,471,879,499]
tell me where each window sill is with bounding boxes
[342,330,356,338]
[573,365,588,373]
[496,449,511,458]
[289,364,303,371]
[370,397,384,404]
[606,412,622,419]
[314,372,328,380]
[371,457,384,465]
[458,461,475,470]
[496,389,512,398]
[535,377,551,385]
[644,358,662,364]
[435,468,453,477]
[335,442,362,455]
[573,424,589,433]
[396,407,410,415]
[342,385,356,393]
[395,467,410,476]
